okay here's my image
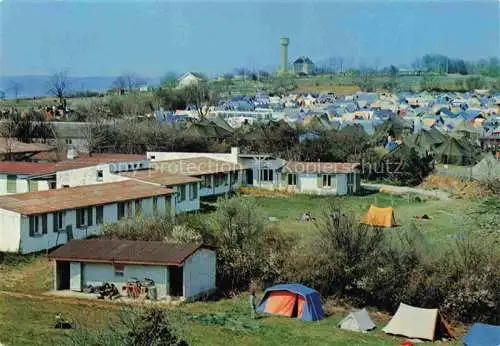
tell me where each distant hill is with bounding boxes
[0,75,161,99]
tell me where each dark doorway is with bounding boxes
[169,266,183,297]
[246,169,253,185]
[57,261,70,290]
[291,294,299,318]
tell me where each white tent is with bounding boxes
[338,308,376,332]
[382,303,453,341]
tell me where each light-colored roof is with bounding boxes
[153,157,246,176]
[120,169,200,186]
[0,138,53,154]
[283,161,360,174]
[0,180,173,215]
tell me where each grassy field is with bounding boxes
[0,192,481,346]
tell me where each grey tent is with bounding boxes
[338,308,376,332]
[472,153,500,181]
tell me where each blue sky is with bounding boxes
[1,0,499,77]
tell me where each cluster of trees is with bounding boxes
[98,196,500,324]
[412,54,500,77]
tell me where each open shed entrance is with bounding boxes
[169,266,183,297]
[56,261,70,290]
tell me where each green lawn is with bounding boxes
[0,192,478,346]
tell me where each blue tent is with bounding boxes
[463,323,500,346]
[255,283,324,321]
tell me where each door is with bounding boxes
[169,266,183,297]
[57,261,70,290]
[70,262,82,291]
[246,169,253,185]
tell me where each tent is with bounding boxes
[382,303,454,341]
[434,136,473,165]
[472,153,500,181]
[361,205,396,228]
[338,308,376,332]
[462,323,500,346]
[255,284,324,321]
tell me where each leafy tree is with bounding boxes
[420,74,439,91]
[465,76,484,90]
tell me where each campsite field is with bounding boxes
[0,192,485,345]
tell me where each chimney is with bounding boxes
[230,147,240,164]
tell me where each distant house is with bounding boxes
[279,161,361,195]
[177,72,206,88]
[48,239,216,301]
[0,180,175,254]
[293,57,314,75]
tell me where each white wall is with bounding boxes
[81,263,169,298]
[147,147,239,164]
[56,164,129,188]
[13,195,174,254]
[183,249,216,299]
[0,173,51,195]
[0,208,21,252]
[336,174,348,195]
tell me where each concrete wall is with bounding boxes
[56,164,128,188]
[81,263,169,298]
[147,147,239,164]
[183,249,216,299]
[0,208,21,252]
[6,195,173,254]
[0,173,51,195]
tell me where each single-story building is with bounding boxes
[152,157,246,199]
[48,239,216,301]
[0,180,175,254]
[0,162,57,195]
[279,161,361,195]
[238,154,287,188]
[120,170,201,214]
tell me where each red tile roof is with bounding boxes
[48,239,214,266]
[283,161,360,174]
[0,180,173,215]
[0,162,57,175]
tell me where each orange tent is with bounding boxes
[361,205,396,227]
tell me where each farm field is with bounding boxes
[0,192,485,346]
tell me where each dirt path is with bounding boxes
[362,183,451,201]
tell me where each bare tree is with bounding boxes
[8,81,22,102]
[112,74,144,92]
[48,71,70,108]
[181,81,218,118]
[81,101,109,154]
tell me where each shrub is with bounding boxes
[102,215,174,241]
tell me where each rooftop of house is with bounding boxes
[0,180,173,215]
[0,162,57,176]
[0,138,53,155]
[153,157,246,176]
[120,169,201,186]
[48,239,214,266]
[283,161,360,174]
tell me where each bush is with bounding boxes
[102,215,174,241]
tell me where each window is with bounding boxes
[260,169,274,182]
[49,181,57,189]
[135,199,142,216]
[214,173,227,187]
[53,211,65,232]
[76,208,86,228]
[117,202,125,220]
[65,138,72,145]
[96,170,103,182]
[150,155,156,160]
[200,175,212,188]
[153,197,158,213]
[177,185,186,202]
[42,214,48,233]
[114,263,124,276]
[87,207,93,226]
[96,206,104,225]
[192,183,198,200]
[321,174,335,188]
[127,201,133,217]
[230,172,238,185]
[28,180,38,192]
[6,175,16,193]
[288,174,297,186]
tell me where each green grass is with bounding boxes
[255,192,472,242]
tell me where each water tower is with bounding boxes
[280,36,290,73]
